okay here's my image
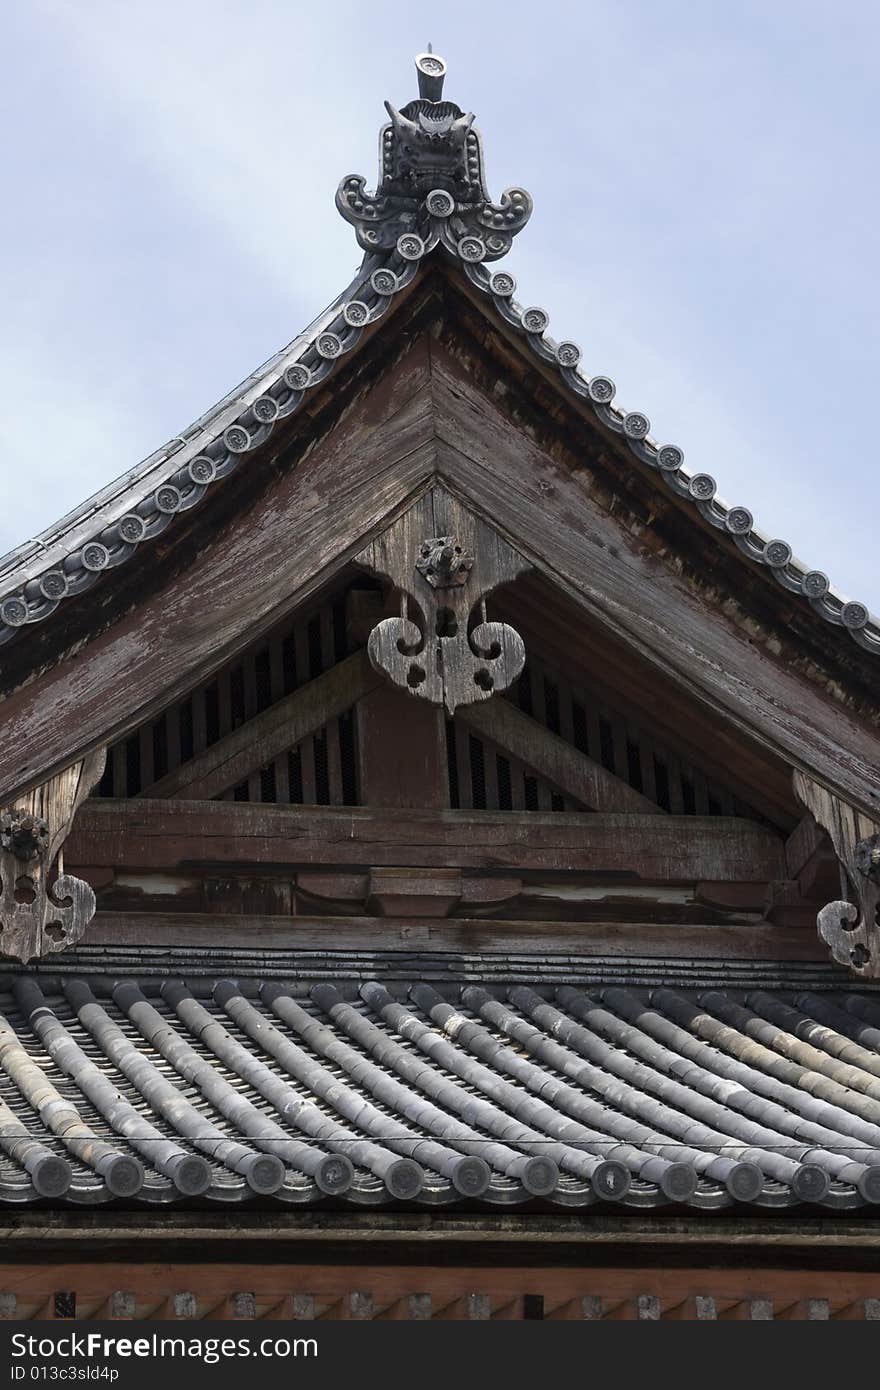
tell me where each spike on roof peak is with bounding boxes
[336,51,533,261]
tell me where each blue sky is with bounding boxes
[2,0,878,607]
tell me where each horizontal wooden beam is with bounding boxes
[0,1262,876,1316]
[459,698,661,814]
[81,911,822,959]
[147,652,378,800]
[68,801,786,881]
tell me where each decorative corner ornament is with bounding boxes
[336,50,532,261]
[793,769,880,977]
[0,750,105,964]
[357,487,530,715]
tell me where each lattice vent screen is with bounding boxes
[94,594,353,800]
[509,654,766,821]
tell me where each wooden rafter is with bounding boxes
[144,652,377,801]
[459,698,661,815]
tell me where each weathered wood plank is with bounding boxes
[81,912,821,959]
[67,801,786,881]
[0,342,438,806]
[429,347,880,820]
[0,1260,873,1316]
[460,700,661,815]
[357,686,448,809]
[146,652,376,800]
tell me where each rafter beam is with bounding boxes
[145,652,378,800]
[459,698,661,815]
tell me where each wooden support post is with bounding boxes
[357,686,448,809]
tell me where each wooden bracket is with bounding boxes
[357,487,530,714]
[793,769,880,977]
[0,750,105,963]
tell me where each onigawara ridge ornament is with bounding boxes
[337,50,532,260]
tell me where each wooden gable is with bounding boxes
[0,261,874,969]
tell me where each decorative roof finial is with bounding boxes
[336,51,532,262]
[415,48,446,101]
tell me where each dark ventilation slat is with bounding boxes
[282,633,297,694]
[314,728,331,806]
[204,683,220,747]
[111,744,127,799]
[455,720,473,808]
[611,716,629,784]
[152,714,168,783]
[259,764,276,803]
[273,753,290,804]
[517,662,533,716]
[496,754,512,811]
[300,737,317,805]
[320,605,336,674]
[571,701,588,756]
[95,755,114,798]
[295,621,310,691]
[626,739,643,793]
[692,767,710,815]
[308,615,323,680]
[166,703,182,774]
[232,781,248,802]
[192,688,207,757]
[530,671,547,728]
[269,636,285,705]
[586,701,603,766]
[288,749,303,804]
[124,736,141,798]
[218,670,233,739]
[229,666,246,731]
[446,720,460,809]
[138,725,154,793]
[483,738,499,809]
[653,757,671,812]
[332,599,348,663]
[469,735,487,810]
[639,735,658,804]
[598,716,615,772]
[666,752,685,814]
[339,712,359,806]
[179,698,194,765]
[254,649,272,714]
[325,717,344,805]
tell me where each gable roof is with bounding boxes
[1,210,877,656]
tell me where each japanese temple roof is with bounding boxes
[4,956,880,1213]
[0,64,876,658]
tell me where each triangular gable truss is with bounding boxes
[86,553,803,833]
[1,315,879,823]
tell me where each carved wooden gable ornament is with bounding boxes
[357,487,530,714]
